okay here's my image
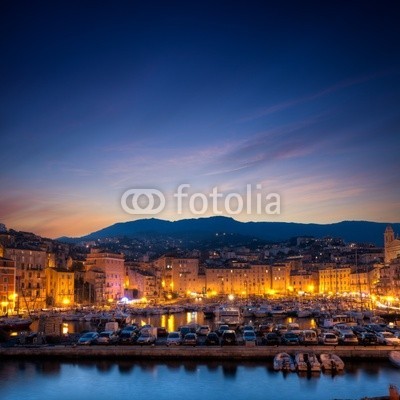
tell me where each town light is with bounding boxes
[228,294,235,301]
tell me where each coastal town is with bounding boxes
[0,225,400,316]
[0,223,400,315]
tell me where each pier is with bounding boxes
[0,344,394,361]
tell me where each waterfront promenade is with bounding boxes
[0,344,394,361]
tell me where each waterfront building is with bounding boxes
[125,267,158,300]
[384,225,400,264]
[155,256,203,298]
[204,263,271,297]
[45,267,74,307]
[375,259,400,297]
[85,269,106,304]
[318,264,351,294]
[349,265,378,296]
[289,269,318,295]
[85,249,125,303]
[0,255,17,315]
[271,263,291,294]
[4,247,48,311]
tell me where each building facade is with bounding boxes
[85,249,125,303]
[0,256,17,315]
[45,267,74,307]
[4,247,48,311]
[384,225,400,264]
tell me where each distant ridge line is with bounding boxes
[57,216,400,246]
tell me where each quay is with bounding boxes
[0,344,394,361]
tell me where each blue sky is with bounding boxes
[1,1,399,238]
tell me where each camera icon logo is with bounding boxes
[121,189,166,215]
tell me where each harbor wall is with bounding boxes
[0,344,395,361]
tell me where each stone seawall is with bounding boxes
[0,345,394,361]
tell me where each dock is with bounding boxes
[0,344,395,361]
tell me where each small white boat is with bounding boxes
[273,352,296,372]
[295,352,308,372]
[389,351,400,368]
[319,353,345,371]
[295,352,321,372]
[306,352,321,372]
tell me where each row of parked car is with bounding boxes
[77,321,400,347]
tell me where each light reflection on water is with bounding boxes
[30,312,318,335]
[0,359,398,400]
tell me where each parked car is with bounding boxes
[242,330,257,345]
[376,331,400,346]
[352,325,367,338]
[359,332,378,346]
[119,329,137,345]
[320,332,339,346]
[204,332,220,346]
[261,332,280,346]
[240,324,255,333]
[338,332,359,345]
[365,323,387,334]
[179,325,193,338]
[281,332,300,345]
[256,324,272,336]
[182,332,198,346]
[157,327,168,337]
[216,324,230,336]
[136,332,156,345]
[221,330,238,346]
[299,329,318,345]
[77,332,99,346]
[273,324,288,336]
[96,330,119,345]
[166,331,182,346]
[196,325,211,336]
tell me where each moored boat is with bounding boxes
[273,352,296,372]
[389,351,400,368]
[0,317,32,331]
[214,306,242,328]
[295,352,321,372]
[306,352,321,372]
[295,352,308,372]
[319,353,345,371]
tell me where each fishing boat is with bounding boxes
[273,352,296,372]
[319,353,345,371]
[389,351,400,368]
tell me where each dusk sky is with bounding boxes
[1,1,400,238]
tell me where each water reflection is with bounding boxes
[0,360,398,400]
[95,361,114,373]
[117,362,134,374]
[221,362,238,379]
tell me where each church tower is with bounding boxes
[384,225,395,263]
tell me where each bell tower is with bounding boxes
[384,225,395,264]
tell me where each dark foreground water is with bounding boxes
[0,359,398,400]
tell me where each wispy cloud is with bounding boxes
[239,71,394,123]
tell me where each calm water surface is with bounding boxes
[0,359,399,400]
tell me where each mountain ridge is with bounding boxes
[58,216,400,246]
